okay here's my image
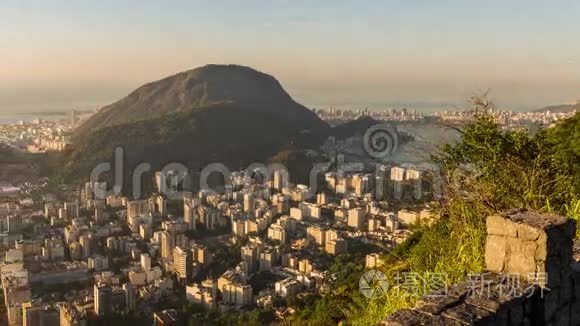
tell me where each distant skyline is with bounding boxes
[1,0,579,112]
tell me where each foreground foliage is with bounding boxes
[350,108,579,325]
[296,103,579,325]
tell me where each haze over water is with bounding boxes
[1,1,579,114]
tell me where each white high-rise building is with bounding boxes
[94,283,112,316]
[64,201,79,219]
[123,283,136,312]
[390,167,405,182]
[183,198,197,230]
[347,207,366,229]
[406,168,422,199]
[241,245,259,274]
[243,193,255,214]
[273,170,288,191]
[140,253,151,270]
[173,246,192,281]
[127,200,150,221]
[160,231,175,259]
[267,224,286,244]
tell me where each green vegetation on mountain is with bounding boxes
[76,64,326,135]
[0,145,30,163]
[291,98,579,325]
[61,65,413,193]
[0,145,44,182]
[61,65,332,190]
[62,103,321,188]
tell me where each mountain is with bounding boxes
[63,65,329,190]
[76,64,325,135]
[533,102,580,113]
[329,116,386,140]
[0,144,42,183]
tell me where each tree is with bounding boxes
[348,98,579,324]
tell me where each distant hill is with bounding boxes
[533,102,580,113]
[64,65,417,192]
[64,65,330,190]
[76,64,325,135]
[66,103,320,182]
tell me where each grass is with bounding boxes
[347,113,579,324]
[348,197,488,325]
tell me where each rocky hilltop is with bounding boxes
[76,64,326,135]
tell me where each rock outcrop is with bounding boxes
[382,210,579,325]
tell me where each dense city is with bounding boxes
[1,140,438,325]
[0,102,577,325]
[2,3,580,325]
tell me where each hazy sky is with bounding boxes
[1,0,579,112]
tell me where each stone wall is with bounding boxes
[382,210,579,326]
